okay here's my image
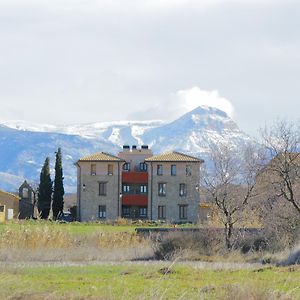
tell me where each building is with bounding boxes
[18,180,36,219]
[76,145,204,223]
[0,189,20,220]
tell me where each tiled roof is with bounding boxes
[145,151,203,162]
[0,190,20,201]
[78,152,124,162]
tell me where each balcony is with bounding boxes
[122,171,148,184]
[122,194,148,206]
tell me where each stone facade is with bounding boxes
[77,159,122,222]
[76,147,203,223]
[149,162,200,223]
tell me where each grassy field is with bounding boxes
[0,263,299,299]
[0,221,299,299]
[0,220,193,235]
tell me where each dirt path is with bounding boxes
[0,260,263,270]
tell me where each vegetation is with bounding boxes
[37,157,53,219]
[52,148,65,220]
[0,264,299,299]
[202,143,263,249]
[260,120,300,214]
[0,221,299,299]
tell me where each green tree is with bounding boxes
[38,157,52,219]
[52,148,65,220]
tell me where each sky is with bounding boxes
[0,0,299,136]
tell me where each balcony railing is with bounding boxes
[122,171,148,184]
[122,195,148,206]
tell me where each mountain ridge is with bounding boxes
[0,105,252,193]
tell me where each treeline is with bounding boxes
[201,119,300,251]
[37,148,65,220]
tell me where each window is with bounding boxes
[179,183,186,197]
[140,162,147,172]
[158,206,166,219]
[122,206,130,218]
[158,183,166,196]
[186,165,192,176]
[99,205,106,219]
[108,164,113,175]
[91,164,96,175]
[171,165,177,176]
[99,182,107,196]
[139,207,147,217]
[140,185,147,194]
[157,164,163,176]
[179,205,188,219]
[123,163,130,171]
[123,185,130,193]
[22,188,29,198]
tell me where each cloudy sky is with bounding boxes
[0,0,299,136]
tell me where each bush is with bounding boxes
[154,229,224,260]
[277,245,300,266]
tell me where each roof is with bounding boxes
[145,151,203,163]
[0,190,20,201]
[78,152,124,162]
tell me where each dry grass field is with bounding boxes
[0,221,299,299]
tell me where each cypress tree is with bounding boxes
[38,157,52,219]
[52,148,64,220]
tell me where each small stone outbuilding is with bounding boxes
[18,180,36,219]
[0,189,20,219]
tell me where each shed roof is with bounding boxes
[0,190,20,202]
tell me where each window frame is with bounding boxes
[108,164,113,176]
[157,164,163,176]
[98,205,106,219]
[179,205,188,220]
[139,207,147,218]
[98,181,107,196]
[140,162,147,172]
[123,163,130,171]
[22,188,29,198]
[123,185,130,193]
[171,164,177,176]
[179,183,187,197]
[158,205,166,219]
[91,164,96,176]
[140,185,147,194]
[122,206,130,218]
[158,182,166,196]
[186,165,192,177]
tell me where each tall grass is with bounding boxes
[0,223,153,262]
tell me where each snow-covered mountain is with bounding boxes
[0,106,251,193]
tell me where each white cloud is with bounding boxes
[176,87,234,118]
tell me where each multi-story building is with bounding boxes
[76,145,203,223]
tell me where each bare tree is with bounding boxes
[202,143,263,250]
[260,120,300,215]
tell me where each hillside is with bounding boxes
[0,106,251,192]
